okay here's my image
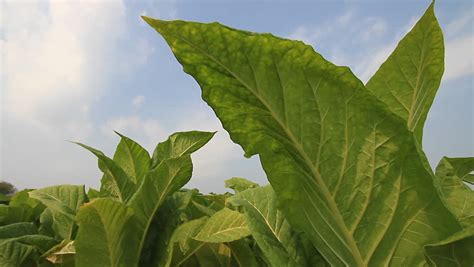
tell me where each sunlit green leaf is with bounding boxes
[366,3,444,144]
[113,131,151,184]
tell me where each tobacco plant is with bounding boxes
[0,2,472,267]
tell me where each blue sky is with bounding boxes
[1,0,472,193]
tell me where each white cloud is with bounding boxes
[132,95,146,109]
[442,10,474,82]
[0,1,147,189]
[444,35,474,81]
[288,9,392,83]
[1,1,128,139]
[100,115,167,151]
[360,17,387,41]
[445,9,473,38]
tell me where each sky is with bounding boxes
[1,0,473,193]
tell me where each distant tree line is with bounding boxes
[0,180,17,196]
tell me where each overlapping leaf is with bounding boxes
[229,185,321,266]
[76,143,136,202]
[75,198,139,267]
[29,185,86,240]
[424,157,474,266]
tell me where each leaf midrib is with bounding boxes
[160,26,364,266]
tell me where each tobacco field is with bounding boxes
[0,2,472,267]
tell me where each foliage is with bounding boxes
[0,2,472,267]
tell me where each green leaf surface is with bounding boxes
[0,205,35,226]
[165,217,208,267]
[434,157,474,228]
[75,142,136,202]
[75,198,139,267]
[228,240,260,267]
[229,185,318,266]
[144,190,195,266]
[366,3,444,143]
[151,131,215,168]
[128,131,213,265]
[193,207,250,243]
[225,177,259,193]
[0,190,45,226]
[194,243,232,267]
[129,155,194,265]
[38,208,55,237]
[0,239,35,266]
[0,222,37,239]
[29,185,86,240]
[145,12,462,266]
[75,132,212,267]
[0,234,58,266]
[424,229,474,267]
[113,131,151,184]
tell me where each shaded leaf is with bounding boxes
[424,229,474,267]
[0,222,37,239]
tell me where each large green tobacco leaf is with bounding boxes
[366,3,444,143]
[76,143,136,202]
[145,10,462,265]
[75,198,139,267]
[113,131,151,184]
[29,185,86,240]
[229,185,320,266]
[151,131,215,168]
